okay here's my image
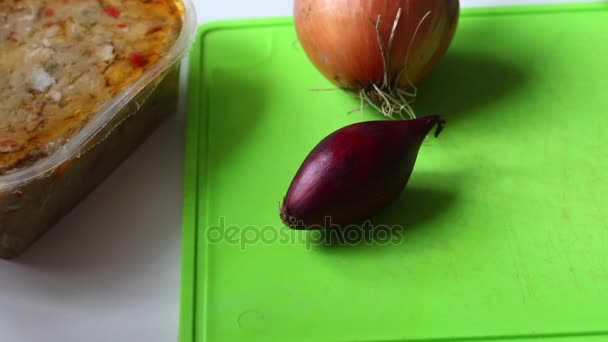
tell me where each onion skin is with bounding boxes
[281,116,445,230]
[294,0,460,91]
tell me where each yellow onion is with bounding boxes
[295,0,460,118]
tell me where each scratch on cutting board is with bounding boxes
[558,188,582,290]
[512,262,527,306]
[561,207,571,223]
[237,310,264,329]
[557,227,581,291]
[507,225,534,306]
[506,228,526,305]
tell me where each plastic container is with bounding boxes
[0,0,197,259]
[181,3,608,342]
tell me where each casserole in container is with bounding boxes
[0,0,196,258]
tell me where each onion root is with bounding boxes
[357,8,431,119]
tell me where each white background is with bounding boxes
[0,1,600,341]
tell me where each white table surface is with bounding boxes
[0,0,599,341]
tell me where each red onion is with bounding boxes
[281,116,445,230]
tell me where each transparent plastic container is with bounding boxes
[0,0,196,259]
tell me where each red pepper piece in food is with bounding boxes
[7,31,18,42]
[0,139,21,153]
[104,6,120,18]
[129,52,147,67]
[117,23,128,28]
[12,190,24,199]
[147,26,163,34]
[43,8,55,17]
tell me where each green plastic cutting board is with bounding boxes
[181,3,608,342]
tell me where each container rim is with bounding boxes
[0,0,197,191]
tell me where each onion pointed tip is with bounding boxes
[434,117,446,138]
